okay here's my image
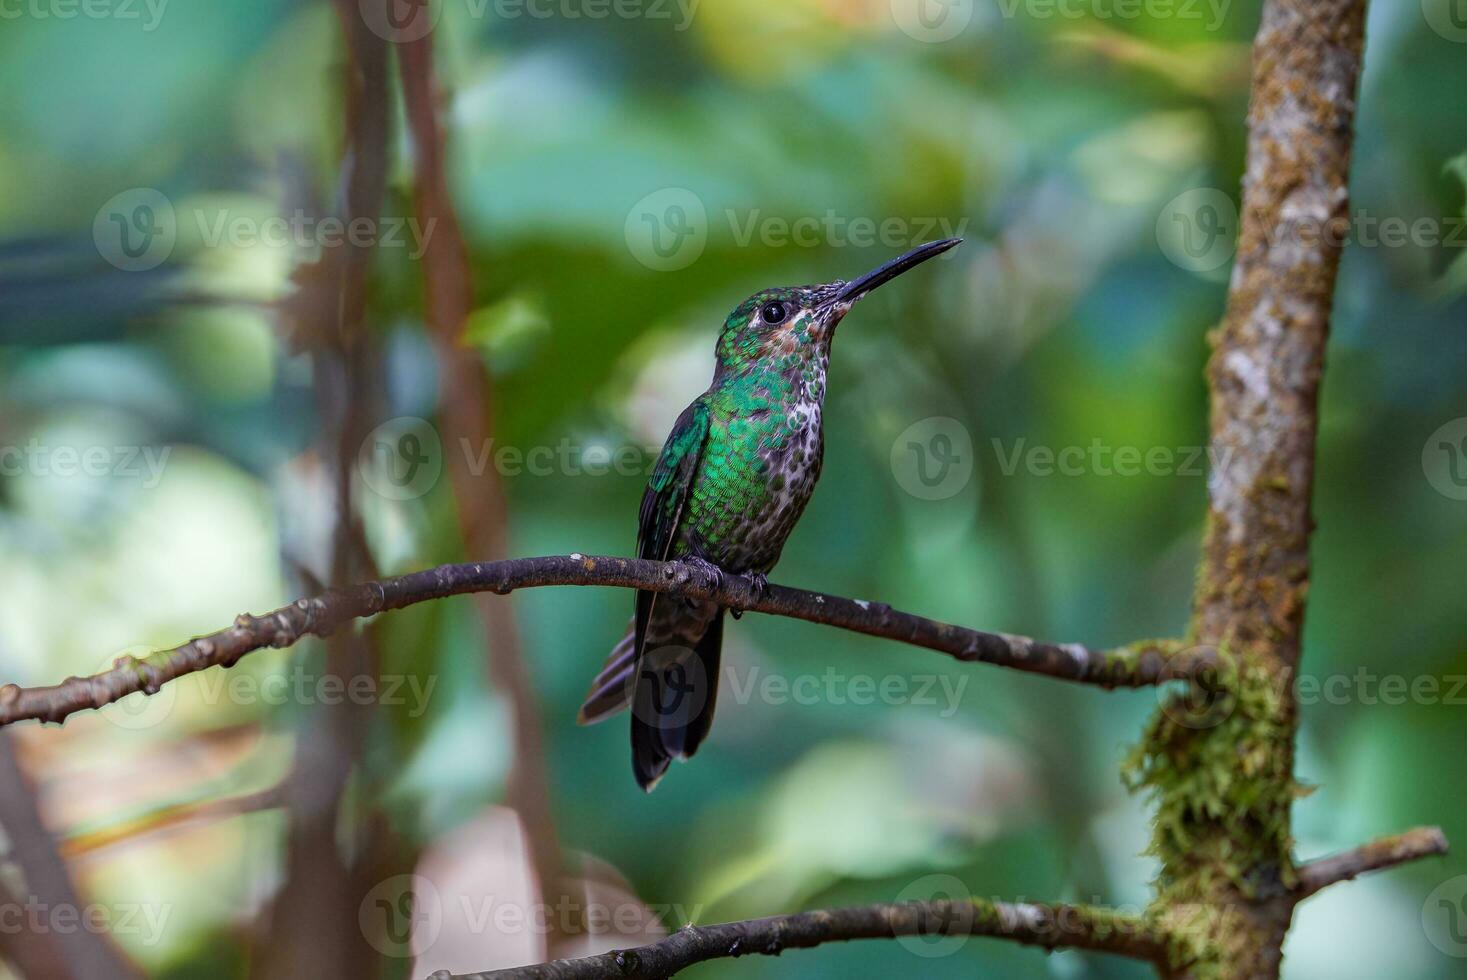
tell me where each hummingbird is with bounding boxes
[578,238,962,790]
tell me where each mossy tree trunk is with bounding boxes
[1128,2,1371,977]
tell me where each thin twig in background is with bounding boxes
[253,2,393,976]
[395,19,570,946]
[60,785,287,858]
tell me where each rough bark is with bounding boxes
[444,899,1171,979]
[0,554,1193,729]
[1130,2,1372,978]
[2,3,1448,979]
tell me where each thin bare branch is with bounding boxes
[255,3,394,977]
[0,555,1202,729]
[1294,826,1449,900]
[61,786,285,858]
[440,899,1170,979]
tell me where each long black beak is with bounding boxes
[835,237,962,304]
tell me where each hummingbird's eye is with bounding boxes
[760,301,787,324]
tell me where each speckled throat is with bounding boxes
[676,283,846,573]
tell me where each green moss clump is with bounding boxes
[1122,651,1298,977]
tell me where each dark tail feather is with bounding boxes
[578,624,638,725]
[631,611,724,792]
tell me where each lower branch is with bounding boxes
[441,899,1169,980]
[1294,826,1449,899]
[0,554,1203,729]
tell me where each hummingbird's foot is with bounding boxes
[730,571,768,620]
[743,571,769,596]
[674,556,726,593]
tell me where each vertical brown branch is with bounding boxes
[396,24,568,947]
[1144,2,1370,978]
[1195,0,1367,672]
[253,2,393,976]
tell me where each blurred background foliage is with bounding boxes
[0,0,1465,977]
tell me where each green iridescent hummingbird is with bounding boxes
[579,238,962,790]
